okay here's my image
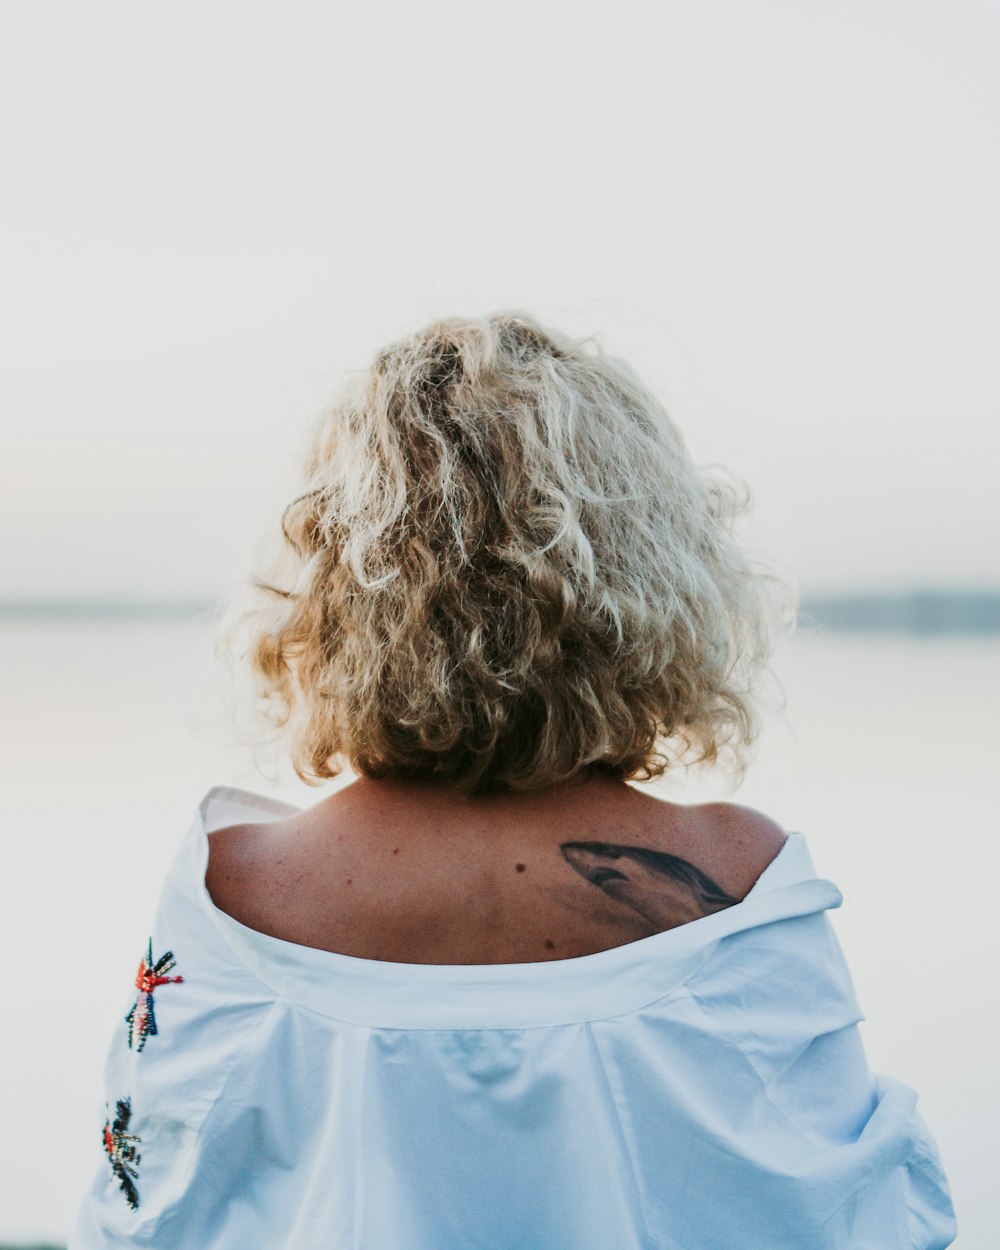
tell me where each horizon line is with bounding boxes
[1,589,999,635]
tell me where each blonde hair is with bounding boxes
[217,311,789,797]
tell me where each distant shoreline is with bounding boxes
[0,1243,65,1250]
[795,590,1000,635]
[1,590,999,635]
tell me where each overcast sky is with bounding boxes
[2,0,997,602]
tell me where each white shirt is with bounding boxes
[71,785,957,1249]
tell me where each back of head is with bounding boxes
[220,311,788,797]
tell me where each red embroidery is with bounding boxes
[103,1096,141,1210]
[125,938,183,1051]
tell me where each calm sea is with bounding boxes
[1,618,995,1245]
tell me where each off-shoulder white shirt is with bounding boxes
[71,785,956,1249]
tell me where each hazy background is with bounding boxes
[1,1,997,1245]
[4,0,999,604]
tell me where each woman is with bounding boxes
[71,312,956,1248]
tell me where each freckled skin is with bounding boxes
[204,778,784,963]
[560,841,738,930]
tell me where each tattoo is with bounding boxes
[560,840,739,929]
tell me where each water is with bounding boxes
[1,618,995,1245]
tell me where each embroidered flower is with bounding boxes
[125,938,183,1051]
[103,1096,141,1210]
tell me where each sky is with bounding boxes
[2,0,998,602]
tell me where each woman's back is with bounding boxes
[204,773,788,965]
[71,785,956,1249]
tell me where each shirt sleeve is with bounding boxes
[686,911,957,1247]
[68,816,278,1250]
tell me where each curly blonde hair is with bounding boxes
[217,311,789,797]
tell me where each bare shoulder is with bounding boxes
[690,801,787,850]
[204,821,251,901]
[669,800,788,900]
[203,820,287,929]
[204,808,365,946]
